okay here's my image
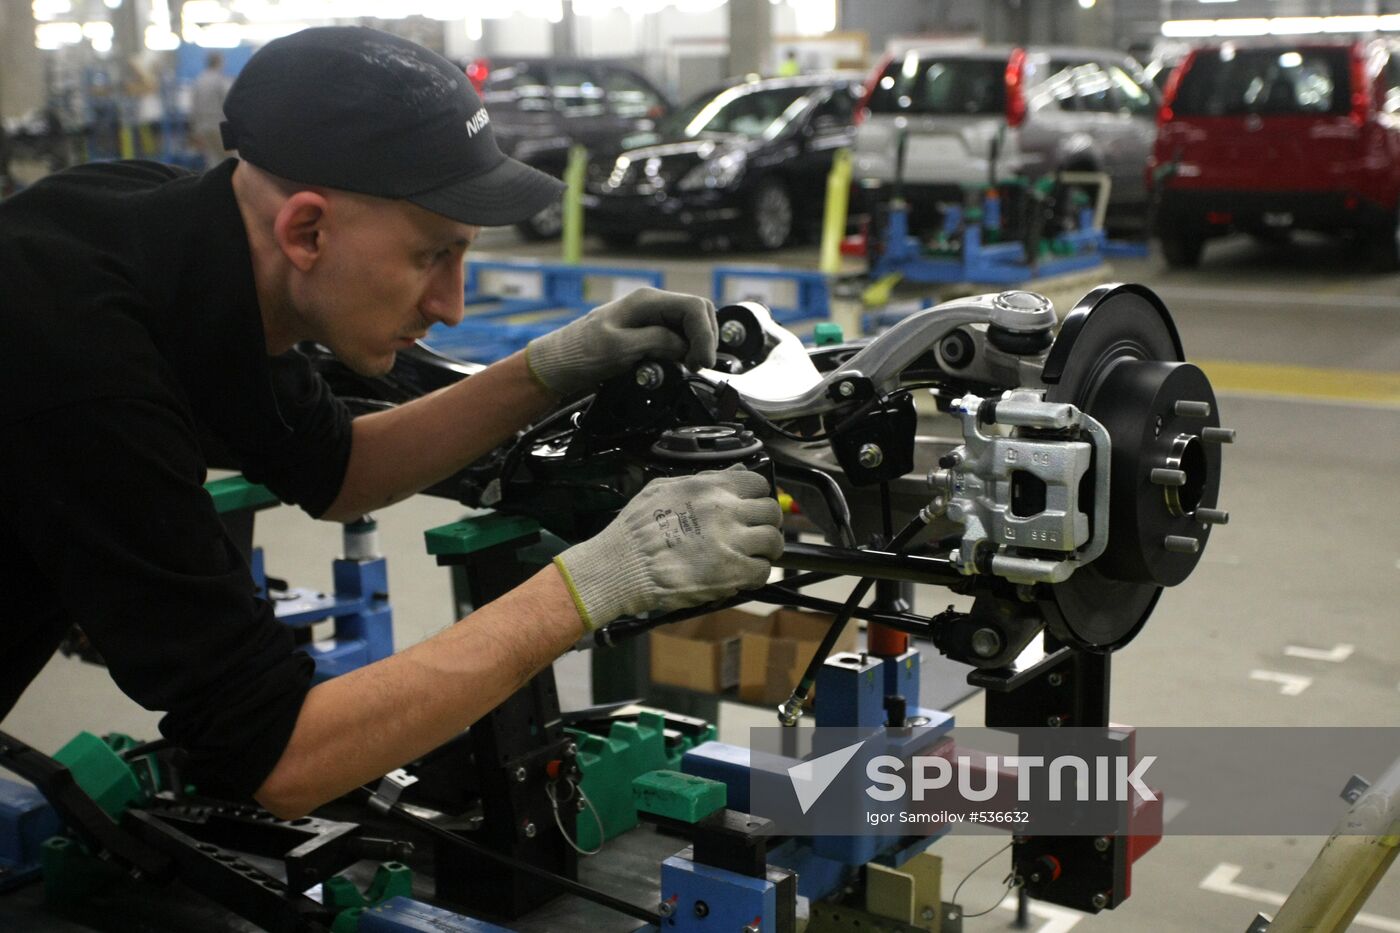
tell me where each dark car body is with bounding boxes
[584,73,865,251]
[1150,39,1400,269]
[473,57,672,239]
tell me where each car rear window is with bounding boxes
[1172,47,1352,117]
[867,55,1006,116]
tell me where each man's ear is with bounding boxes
[272,191,330,272]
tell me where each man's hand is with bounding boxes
[554,467,783,630]
[524,287,717,399]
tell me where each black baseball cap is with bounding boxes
[220,26,564,226]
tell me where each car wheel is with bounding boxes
[1160,230,1204,269]
[516,199,564,241]
[742,180,793,251]
[598,230,639,250]
[1366,207,1400,272]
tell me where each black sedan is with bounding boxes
[584,73,865,251]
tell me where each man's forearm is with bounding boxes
[255,563,582,819]
[322,350,556,521]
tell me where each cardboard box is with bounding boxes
[650,609,768,693]
[738,608,859,705]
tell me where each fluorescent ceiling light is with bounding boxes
[32,0,73,21]
[1161,19,1215,37]
[35,21,82,48]
[1165,14,1400,37]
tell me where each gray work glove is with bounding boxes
[555,467,783,631]
[525,287,718,399]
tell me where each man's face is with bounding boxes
[294,194,478,376]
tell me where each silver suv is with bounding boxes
[851,45,1159,235]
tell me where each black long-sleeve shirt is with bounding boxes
[0,160,353,798]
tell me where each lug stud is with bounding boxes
[1151,468,1187,486]
[1164,535,1200,554]
[1195,508,1229,525]
[1175,400,1211,417]
[1202,427,1236,444]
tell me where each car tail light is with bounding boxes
[1005,47,1027,128]
[855,52,892,127]
[1158,52,1192,126]
[465,57,490,92]
[1348,47,1370,127]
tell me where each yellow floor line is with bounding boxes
[1196,360,1400,407]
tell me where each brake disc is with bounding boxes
[1037,284,1229,651]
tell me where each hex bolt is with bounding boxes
[522,821,537,839]
[971,627,1002,658]
[1195,508,1230,525]
[658,900,675,918]
[1202,426,1236,444]
[635,362,665,389]
[1164,535,1200,555]
[858,443,884,468]
[1047,672,1064,687]
[1092,893,1109,909]
[513,766,528,783]
[1094,836,1112,852]
[1047,715,1063,727]
[1174,400,1212,418]
[837,380,855,397]
[1150,468,1187,486]
[719,320,748,347]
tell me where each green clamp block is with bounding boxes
[424,513,542,557]
[813,322,844,346]
[632,770,726,824]
[323,874,367,911]
[204,475,280,514]
[53,732,144,820]
[331,907,366,933]
[365,861,413,905]
[40,836,122,905]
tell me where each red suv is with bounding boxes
[1149,39,1400,270]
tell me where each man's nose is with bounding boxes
[421,261,466,327]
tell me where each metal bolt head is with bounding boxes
[563,741,577,758]
[1047,672,1064,687]
[1092,893,1109,909]
[920,906,936,921]
[858,443,884,469]
[693,900,709,918]
[658,900,674,917]
[744,926,761,933]
[513,766,528,783]
[1154,415,1163,437]
[576,797,587,812]
[522,821,537,839]
[1047,715,1063,727]
[970,627,1002,658]
[719,319,748,347]
[838,380,855,397]
[1094,836,1112,852]
[635,362,664,389]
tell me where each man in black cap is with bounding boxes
[0,26,781,818]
